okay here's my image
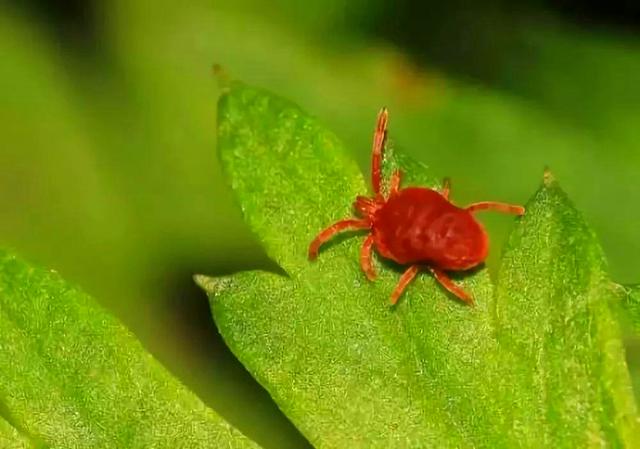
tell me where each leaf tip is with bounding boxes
[193,274,215,292]
[542,166,556,187]
[193,274,234,297]
[215,80,253,130]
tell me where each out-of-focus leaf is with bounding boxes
[0,417,32,449]
[623,285,640,335]
[0,249,261,449]
[198,84,639,447]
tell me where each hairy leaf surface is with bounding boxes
[0,250,261,449]
[198,84,639,448]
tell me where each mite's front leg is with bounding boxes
[308,219,370,260]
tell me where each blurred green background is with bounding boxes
[2,1,640,447]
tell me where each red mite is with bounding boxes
[308,109,525,305]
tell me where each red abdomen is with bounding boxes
[372,188,488,270]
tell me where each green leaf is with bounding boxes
[199,83,640,447]
[493,173,639,446]
[0,249,261,449]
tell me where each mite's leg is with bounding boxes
[388,169,402,197]
[390,265,419,305]
[430,267,474,305]
[440,177,451,200]
[371,108,389,196]
[308,219,369,260]
[466,201,525,216]
[360,234,376,281]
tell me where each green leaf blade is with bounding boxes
[0,250,261,449]
[217,83,366,274]
[208,84,523,447]
[206,83,639,448]
[199,271,465,448]
[494,173,640,447]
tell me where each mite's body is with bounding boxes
[309,109,524,305]
[371,188,488,270]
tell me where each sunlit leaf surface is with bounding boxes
[0,250,261,449]
[198,84,640,448]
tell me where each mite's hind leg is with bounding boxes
[430,267,474,305]
[360,234,376,281]
[308,219,369,260]
[466,201,525,216]
[390,265,420,305]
